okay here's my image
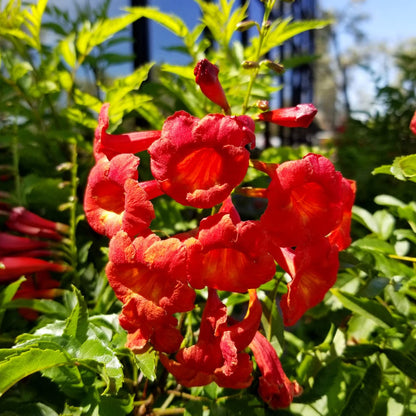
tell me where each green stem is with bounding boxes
[241,0,276,114]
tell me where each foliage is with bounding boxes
[0,0,415,415]
[336,42,416,209]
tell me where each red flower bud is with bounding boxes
[5,207,68,241]
[0,232,49,255]
[0,256,68,283]
[194,59,231,114]
[410,110,416,135]
[258,103,317,128]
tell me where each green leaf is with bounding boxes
[0,277,25,327]
[340,363,382,416]
[382,348,416,380]
[126,6,189,38]
[252,18,331,58]
[373,154,416,183]
[76,13,140,57]
[374,194,405,208]
[0,348,73,396]
[352,206,379,233]
[373,210,395,240]
[5,298,68,319]
[77,338,124,394]
[343,344,380,360]
[57,34,77,68]
[351,236,396,254]
[135,349,157,382]
[63,286,89,343]
[331,289,396,328]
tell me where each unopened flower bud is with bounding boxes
[260,60,285,74]
[262,20,271,29]
[256,100,270,111]
[194,59,231,114]
[257,104,318,128]
[242,60,259,69]
[236,20,257,32]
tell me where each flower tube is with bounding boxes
[250,331,302,409]
[94,103,161,161]
[258,104,317,128]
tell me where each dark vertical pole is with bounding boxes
[131,0,149,68]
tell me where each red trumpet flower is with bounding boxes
[160,289,261,388]
[106,230,195,353]
[258,104,317,128]
[270,237,340,326]
[194,59,231,114]
[149,111,256,209]
[84,153,162,238]
[185,198,276,292]
[260,153,353,247]
[94,103,161,161]
[250,331,302,409]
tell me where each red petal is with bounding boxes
[272,238,340,326]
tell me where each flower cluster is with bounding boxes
[0,204,68,319]
[84,59,355,409]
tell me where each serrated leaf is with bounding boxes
[0,348,73,396]
[382,348,416,380]
[63,286,89,343]
[340,363,382,416]
[77,338,124,394]
[331,289,396,328]
[135,349,157,382]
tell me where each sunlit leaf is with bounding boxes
[0,348,73,396]
[126,6,189,38]
[331,289,396,328]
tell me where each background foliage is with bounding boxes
[0,0,415,415]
